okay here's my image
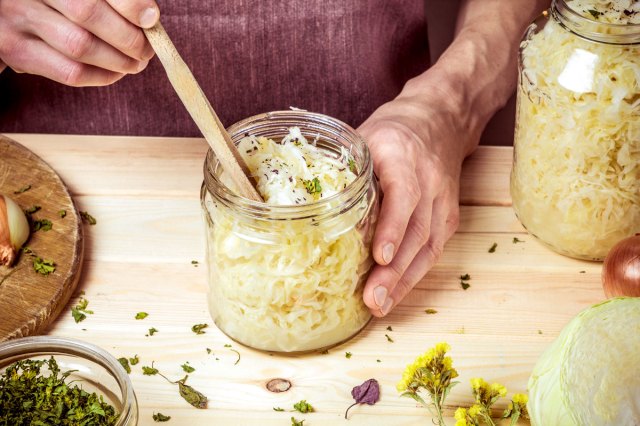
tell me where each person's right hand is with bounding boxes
[0,0,159,86]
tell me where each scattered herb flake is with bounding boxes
[345,378,380,419]
[224,344,241,365]
[345,352,352,359]
[376,359,381,363]
[58,209,67,218]
[181,363,195,373]
[461,282,470,290]
[129,355,140,365]
[538,330,543,335]
[588,9,602,18]
[293,400,314,413]
[206,348,212,355]
[32,218,53,232]
[142,364,159,376]
[386,326,393,331]
[176,376,208,409]
[80,211,97,225]
[320,349,329,354]
[302,177,322,195]
[579,270,586,274]
[118,357,131,374]
[460,274,471,281]
[33,257,56,275]
[273,407,285,412]
[146,327,158,337]
[191,260,198,266]
[24,205,41,215]
[153,412,171,422]
[191,323,208,335]
[488,242,497,253]
[460,274,471,290]
[71,296,93,323]
[385,334,394,343]
[14,185,31,194]
[425,308,438,315]
[135,312,149,320]
[513,237,525,244]
[348,158,357,174]
[291,417,305,426]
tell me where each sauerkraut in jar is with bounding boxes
[201,111,379,352]
[512,0,640,260]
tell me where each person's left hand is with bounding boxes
[358,81,476,317]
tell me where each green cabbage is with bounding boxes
[528,297,640,425]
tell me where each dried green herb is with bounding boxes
[191,260,198,266]
[588,9,602,18]
[273,407,285,412]
[58,209,67,218]
[80,211,97,225]
[385,334,394,343]
[348,158,357,174]
[146,327,158,337]
[181,362,195,373]
[33,257,56,275]
[32,218,53,232]
[460,274,471,290]
[142,364,159,376]
[223,344,241,365]
[206,348,212,354]
[129,355,140,365]
[488,243,497,253]
[135,312,149,320]
[191,323,208,334]
[320,349,329,355]
[293,400,314,413]
[118,357,131,374]
[153,412,171,422]
[24,205,41,215]
[302,177,322,195]
[0,357,118,425]
[71,296,94,323]
[14,184,31,194]
[345,352,352,359]
[291,417,305,426]
[386,326,393,331]
[425,309,438,314]
[176,376,208,409]
[512,237,525,244]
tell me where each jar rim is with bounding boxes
[203,110,373,220]
[0,336,137,426]
[554,0,640,44]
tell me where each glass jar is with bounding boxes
[0,336,138,425]
[201,111,379,353]
[511,0,640,261]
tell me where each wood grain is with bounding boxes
[0,135,83,341]
[3,134,607,425]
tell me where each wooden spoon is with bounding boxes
[143,22,262,202]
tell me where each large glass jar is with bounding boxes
[511,0,640,261]
[201,111,379,353]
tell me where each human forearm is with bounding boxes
[402,0,551,155]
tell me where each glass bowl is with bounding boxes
[0,336,138,425]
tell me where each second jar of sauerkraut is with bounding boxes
[201,111,379,353]
[512,0,640,261]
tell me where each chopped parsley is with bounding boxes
[425,308,438,315]
[293,400,314,413]
[191,323,208,335]
[302,177,322,195]
[135,312,149,320]
[181,362,195,373]
[488,242,497,253]
[153,412,171,422]
[345,352,352,359]
[80,211,97,225]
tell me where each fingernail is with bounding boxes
[382,243,394,264]
[373,286,388,307]
[139,7,159,28]
[381,297,394,316]
[136,59,149,72]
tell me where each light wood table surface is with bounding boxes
[5,134,605,425]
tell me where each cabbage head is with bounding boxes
[528,297,640,425]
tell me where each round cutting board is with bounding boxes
[0,135,83,341]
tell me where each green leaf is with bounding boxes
[181,363,195,373]
[142,365,159,376]
[33,257,56,275]
[135,312,149,320]
[293,400,314,413]
[117,358,131,374]
[191,324,208,335]
[80,211,97,225]
[177,376,208,409]
[153,412,171,422]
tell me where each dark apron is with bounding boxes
[0,0,429,136]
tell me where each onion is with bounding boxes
[602,234,640,298]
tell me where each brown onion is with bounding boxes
[602,234,640,298]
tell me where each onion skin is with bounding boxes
[602,234,640,298]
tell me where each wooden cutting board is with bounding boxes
[0,134,83,341]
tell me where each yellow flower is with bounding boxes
[434,342,450,355]
[455,407,468,421]
[470,377,487,394]
[468,404,483,418]
[490,382,507,398]
[512,393,528,405]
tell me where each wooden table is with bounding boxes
[5,134,605,425]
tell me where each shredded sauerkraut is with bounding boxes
[204,128,374,352]
[512,3,640,260]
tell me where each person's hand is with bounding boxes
[359,80,476,317]
[0,0,159,86]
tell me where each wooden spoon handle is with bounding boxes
[144,22,262,202]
